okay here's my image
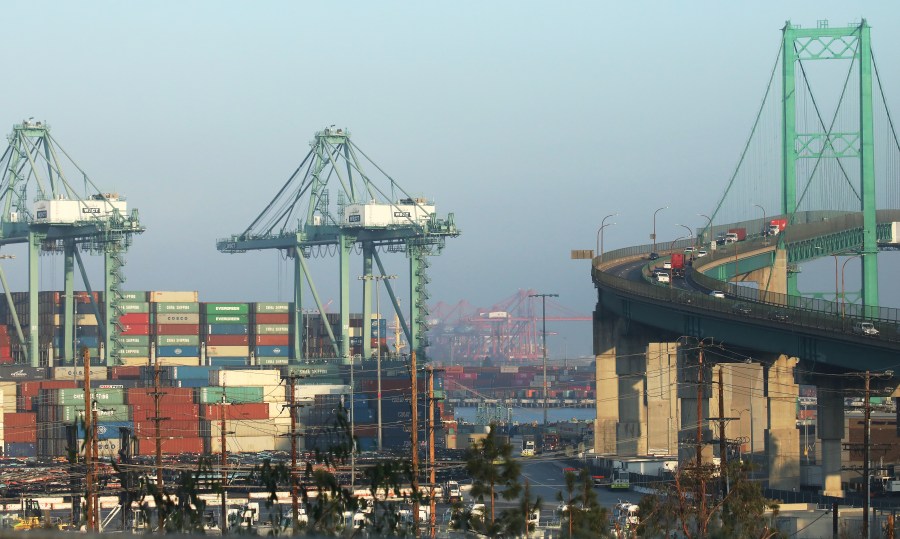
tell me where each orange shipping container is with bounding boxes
[206,335,250,346]
[255,334,290,346]
[156,324,199,335]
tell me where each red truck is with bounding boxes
[767,219,787,236]
[726,228,746,242]
[670,253,686,277]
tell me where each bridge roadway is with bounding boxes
[593,211,900,372]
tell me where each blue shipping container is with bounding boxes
[78,421,133,440]
[157,346,200,357]
[206,324,249,335]
[254,345,290,357]
[168,366,215,380]
[5,442,36,458]
[175,379,209,388]
[209,357,250,367]
[76,336,99,348]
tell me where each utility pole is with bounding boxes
[284,373,301,534]
[153,356,163,492]
[864,370,871,539]
[220,391,230,535]
[91,400,100,532]
[528,293,558,425]
[83,347,95,532]
[718,366,727,499]
[695,342,707,535]
[427,366,437,539]
[411,350,420,537]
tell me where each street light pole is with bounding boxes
[529,293,558,425]
[698,213,713,248]
[596,213,617,260]
[675,224,693,247]
[754,204,767,244]
[652,206,667,252]
[359,274,397,451]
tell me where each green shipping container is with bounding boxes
[206,314,249,324]
[206,303,249,315]
[118,302,150,313]
[61,404,131,423]
[55,388,125,406]
[157,335,200,346]
[119,347,151,357]
[154,302,200,313]
[257,357,289,366]
[197,386,264,404]
[254,302,290,313]
[118,335,150,346]
[119,291,149,301]
[255,324,289,335]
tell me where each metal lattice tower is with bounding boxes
[217,127,459,365]
[782,20,879,304]
[0,120,144,367]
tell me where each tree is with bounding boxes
[637,460,784,539]
[465,426,522,537]
[557,468,611,539]
[498,479,542,538]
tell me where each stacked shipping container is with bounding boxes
[205,303,251,367]
[252,303,291,365]
[153,291,201,367]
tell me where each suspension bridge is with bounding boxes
[590,19,900,497]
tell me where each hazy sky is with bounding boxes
[1,2,899,357]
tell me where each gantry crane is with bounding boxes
[0,120,144,367]
[216,127,459,364]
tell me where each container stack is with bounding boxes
[204,369,289,453]
[152,291,201,367]
[117,291,151,366]
[128,387,203,455]
[204,303,251,367]
[3,411,36,457]
[252,302,292,366]
[37,386,127,458]
[0,325,12,364]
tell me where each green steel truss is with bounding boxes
[782,20,879,306]
[0,121,144,367]
[217,127,459,365]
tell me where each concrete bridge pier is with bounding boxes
[733,248,789,301]
[593,305,679,456]
[816,378,845,497]
[765,354,801,490]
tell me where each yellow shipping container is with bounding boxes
[206,345,250,357]
[119,357,150,367]
[209,435,290,454]
[149,291,199,303]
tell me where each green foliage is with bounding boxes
[465,426,523,537]
[557,468,611,539]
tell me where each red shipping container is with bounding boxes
[206,334,249,346]
[119,313,151,325]
[133,420,200,438]
[202,403,270,421]
[0,346,10,357]
[254,334,290,346]
[156,324,199,335]
[131,403,199,422]
[111,366,142,380]
[18,382,42,399]
[120,324,150,335]
[127,387,194,406]
[136,437,203,456]
[0,325,8,335]
[255,313,290,324]
[4,412,36,427]
[40,380,79,389]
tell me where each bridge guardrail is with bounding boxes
[594,218,900,339]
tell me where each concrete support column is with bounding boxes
[710,363,764,462]
[766,355,800,490]
[595,347,618,455]
[818,384,845,497]
[646,342,679,457]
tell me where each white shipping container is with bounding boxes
[157,313,200,324]
[33,197,127,224]
[342,201,435,228]
[52,366,108,381]
[260,384,287,403]
[209,435,279,454]
[156,357,201,367]
[207,420,291,438]
[119,357,150,367]
[206,346,250,357]
[150,291,199,303]
[209,369,282,387]
[47,314,99,326]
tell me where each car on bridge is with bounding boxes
[768,310,789,322]
[709,290,725,299]
[732,303,752,315]
[655,271,670,283]
[648,252,659,260]
[852,321,879,336]
[696,249,708,258]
